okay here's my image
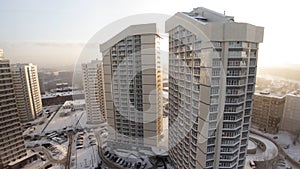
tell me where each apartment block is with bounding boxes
[100,23,163,147]
[82,59,106,124]
[11,63,43,123]
[251,92,285,134]
[166,7,263,169]
[281,90,300,133]
[0,49,27,168]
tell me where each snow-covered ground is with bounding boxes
[21,159,46,169]
[262,130,300,162]
[73,145,100,169]
[247,134,278,161]
[44,108,85,133]
[71,130,101,169]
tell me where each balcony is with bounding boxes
[228,51,247,58]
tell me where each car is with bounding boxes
[41,157,46,161]
[110,155,115,160]
[113,157,118,162]
[117,159,123,164]
[90,142,97,146]
[104,151,109,156]
[106,153,111,158]
[89,140,96,144]
[128,162,132,168]
[77,137,84,140]
[88,135,95,139]
[76,141,83,144]
[76,146,83,150]
[44,164,53,169]
[249,161,255,167]
[123,162,128,167]
[116,158,122,163]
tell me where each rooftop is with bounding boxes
[255,91,285,99]
[182,7,234,23]
[41,90,84,99]
[287,89,300,97]
[100,23,159,52]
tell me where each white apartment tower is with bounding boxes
[0,49,27,168]
[100,23,163,147]
[82,59,106,124]
[11,63,43,122]
[166,8,264,169]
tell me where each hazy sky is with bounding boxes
[0,0,299,68]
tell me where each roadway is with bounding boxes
[32,146,65,169]
[65,131,74,169]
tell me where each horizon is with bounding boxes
[1,0,300,68]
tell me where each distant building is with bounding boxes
[100,23,163,147]
[0,49,27,169]
[82,59,106,124]
[281,90,300,133]
[41,90,84,106]
[38,72,45,94]
[166,7,263,169]
[57,71,73,85]
[11,63,43,123]
[251,91,285,134]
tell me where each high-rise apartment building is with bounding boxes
[251,92,285,134]
[281,90,300,133]
[0,49,27,168]
[82,59,106,124]
[100,23,163,147]
[166,7,264,169]
[11,63,43,123]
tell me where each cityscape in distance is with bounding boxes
[0,1,300,169]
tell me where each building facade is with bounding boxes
[11,63,43,123]
[100,23,163,147]
[281,90,300,133]
[0,49,27,168]
[251,92,285,134]
[82,60,106,124]
[166,7,264,169]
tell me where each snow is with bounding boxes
[51,141,67,160]
[262,130,300,162]
[247,140,257,150]
[73,146,100,169]
[247,133,278,161]
[41,91,84,99]
[21,159,45,169]
[71,130,101,169]
[43,105,86,133]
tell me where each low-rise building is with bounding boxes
[281,90,300,133]
[251,91,285,134]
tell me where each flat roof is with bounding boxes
[287,90,300,97]
[255,91,285,99]
[41,91,84,99]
